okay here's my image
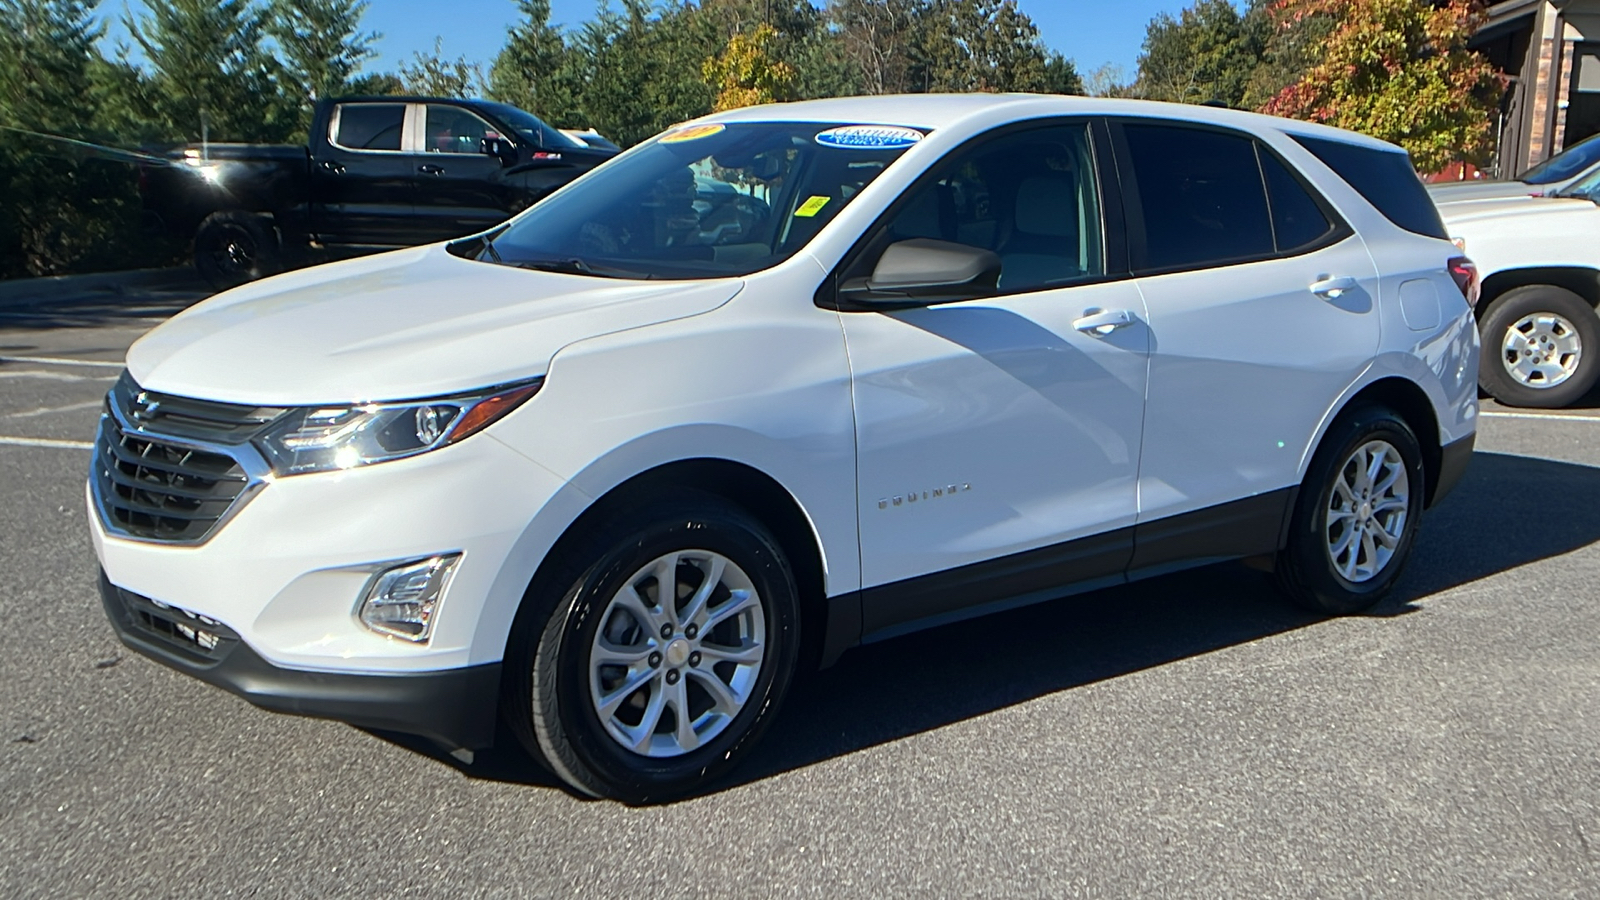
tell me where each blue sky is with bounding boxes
[102,0,1193,81]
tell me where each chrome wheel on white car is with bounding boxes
[504,491,799,804]
[1277,405,1424,614]
[588,550,766,758]
[1479,285,1600,408]
[1324,440,1410,583]
[1502,312,1582,389]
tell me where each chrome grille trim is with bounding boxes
[91,380,275,546]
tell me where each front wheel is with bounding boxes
[504,493,800,803]
[194,211,281,290]
[1275,405,1425,615]
[1477,285,1600,408]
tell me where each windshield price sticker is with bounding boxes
[661,123,726,144]
[794,195,832,218]
[815,125,924,150]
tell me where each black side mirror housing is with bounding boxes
[480,136,517,166]
[837,238,1002,310]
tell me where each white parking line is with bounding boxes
[0,370,117,383]
[0,435,93,450]
[0,355,123,368]
[7,400,104,419]
[1480,411,1600,423]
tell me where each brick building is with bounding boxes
[1474,0,1600,176]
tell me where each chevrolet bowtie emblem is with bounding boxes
[131,390,162,421]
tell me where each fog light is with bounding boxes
[358,554,461,642]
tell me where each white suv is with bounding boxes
[91,96,1479,802]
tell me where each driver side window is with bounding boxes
[858,123,1104,294]
[424,105,501,154]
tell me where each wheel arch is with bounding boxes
[1338,377,1445,508]
[1477,266,1600,319]
[502,457,843,676]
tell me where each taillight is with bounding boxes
[1447,256,1479,306]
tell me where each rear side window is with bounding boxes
[1123,124,1274,270]
[1259,149,1335,251]
[332,104,404,151]
[1292,135,1446,239]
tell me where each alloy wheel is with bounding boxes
[1502,312,1583,389]
[1324,439,1410,584]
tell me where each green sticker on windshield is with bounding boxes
[794,195,831,218]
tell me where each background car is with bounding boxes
[1428,132,1600,205]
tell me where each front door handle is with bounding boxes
[319,159,344,174]
[418,164,445,175]
[1309,274,1359,299]
[1073,307,1134,336]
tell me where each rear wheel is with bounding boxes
[1276,405,1425,615]
[194,211,280,290]
[1478,285,1600,408]
[504,493,799,803]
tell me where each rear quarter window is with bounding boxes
[1291,135,1446,239]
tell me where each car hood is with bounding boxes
[1438,195,1595,228]
[127,244,743,406]
[1427,180,1542,203]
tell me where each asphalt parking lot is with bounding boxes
[1,275,1598,898]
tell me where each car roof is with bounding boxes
[701,93,1402,154]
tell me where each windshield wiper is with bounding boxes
[510,256,649,279]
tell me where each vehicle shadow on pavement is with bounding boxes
[376,450,1600,800]
[0,271,210,332]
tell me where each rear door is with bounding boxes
[406,103,514,242]
[1108,119,1381,569]
[310,102,416,245]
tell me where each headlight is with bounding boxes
[255,378,542,475]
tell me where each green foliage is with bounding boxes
[488,0,583,124]
[1260,0,1503,171]
[0,0,174,276]
[1135,0,1268,107]
[399,37,486,97]
[123,0,298,142]
[703,23,795,111]
[266,0,380,114]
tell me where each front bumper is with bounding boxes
[101,572,501,749]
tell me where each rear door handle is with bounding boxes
[319,160,344,174]
[1073,307,1134,336]
[418,164,445,175]
[1309,275,1359,299]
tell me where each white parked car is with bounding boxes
[1428,131,1600,205]
[1440,169,1600,407]
[91,96,1479,802]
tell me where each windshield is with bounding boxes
[477,121,922,279]
[1521,132,1600,184]
[475,101,587,151]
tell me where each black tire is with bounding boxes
[1477,285,1600,408]
[503,491,800,803]
[194,211,281,290]
[1275,404,1425,615]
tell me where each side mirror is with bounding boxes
[837,238,1002,310]
[480,136,517,166]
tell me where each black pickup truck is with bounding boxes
[142,96,618,288]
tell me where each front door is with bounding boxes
[407,104,515,242]
[838,122,1150,636]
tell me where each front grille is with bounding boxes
[107,372,284,444]
[111,583,238,663]
[93,416,250,542]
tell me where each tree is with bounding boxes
[123,0,296,142]
[1042,52,1085,96]
[1260,0,1502,171]
[0,0,162,276]
[916,0,1063,93]
[1135,0,1267,107]
[569,0,718,146]
[489,0,582,125]
[828,0,921,94]
[702,22,796,111]
[266,0,380,108]
[399,37,485,97]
